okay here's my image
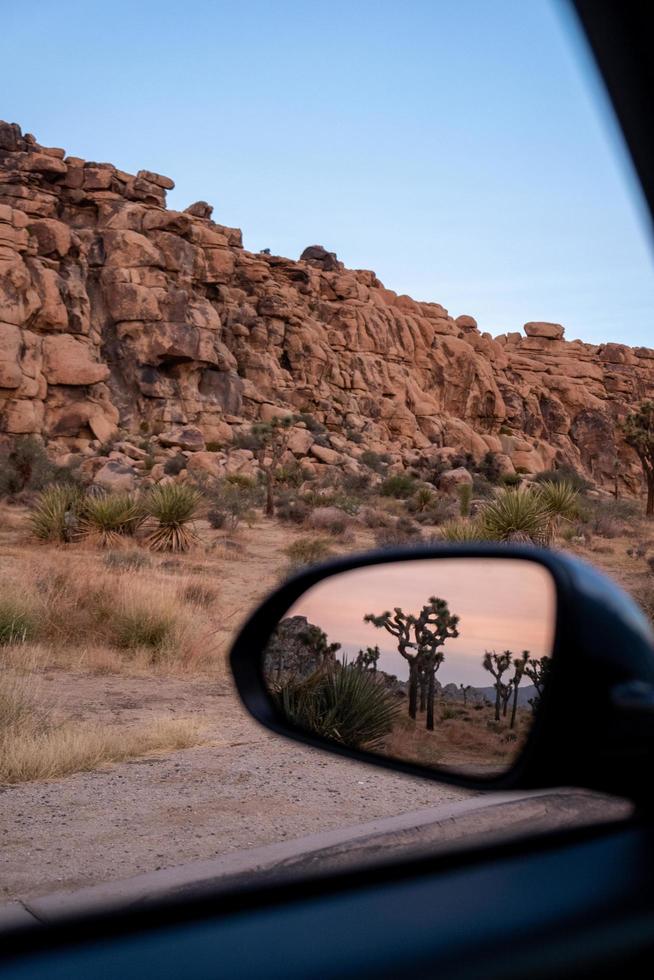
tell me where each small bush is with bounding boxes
[501,472,523,487]
[0,598,37,646]
[103,551,151,572]
[145,483,202,552]
[458,483,472,517]
[296,413,326,434]
[440,519,488,542]
[407,486,437,514]
[345,429,364,444]
[481,488,550,544]
[274,664,400,749]
[112,608,176,657]
[284,537,334,570]
[379,473,418,499]
[535,464,591,492]
[360,450,390,474]
[182,583,218,607]
[0,436,81,496]
[208,476,258,531]
[78,492,144,547]
[374,517,422,549]
[275,491,310,524]
[163,454,187,476]
[29,484,82,543]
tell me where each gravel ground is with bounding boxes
[0,675,470,903]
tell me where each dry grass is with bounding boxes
[380,703,532,776]
[0,666,203,784]
[0,553,218,673]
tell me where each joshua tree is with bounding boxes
[509,650,530,729]
[524,654,551,713]
[365,596,459,730]
[236,416,295,517]
[621,400,654,517]
[483,650,513,722]
[459,683,472,706]
[500,680,513,718]
[355,645,380,672]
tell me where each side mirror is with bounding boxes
[229,546,654,802]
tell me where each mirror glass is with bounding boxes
[263,558,556,778]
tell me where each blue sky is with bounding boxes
[3,0,653,346]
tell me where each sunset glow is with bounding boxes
[285,559,556,687]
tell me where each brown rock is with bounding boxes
[524,321,565,340]
[158,426,206,452]
[42,336,110,385]
[438,467,473,494]
[184,201,213,219]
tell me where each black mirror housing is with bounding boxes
[229,545,654,803]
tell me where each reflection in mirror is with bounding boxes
[263,559,556,778]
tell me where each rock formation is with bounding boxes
[1,120,653,494]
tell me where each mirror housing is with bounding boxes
[229,545,654,803]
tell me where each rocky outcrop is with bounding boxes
[1,120,653,495]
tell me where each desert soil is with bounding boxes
[0,670,469,902]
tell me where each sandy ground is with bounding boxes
[0,671,469,902]
[0,505,648,905]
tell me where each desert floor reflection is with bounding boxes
[263,559,556,777]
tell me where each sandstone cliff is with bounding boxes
[1,120,653,493]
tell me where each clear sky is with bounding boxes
[3,0,653,346]
[287,559,556,687]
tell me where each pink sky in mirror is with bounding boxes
[285,559,556,687]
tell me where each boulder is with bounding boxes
[524,322,565,340]
[42,336,110,386]
[438,467,473,494]
[93,460,138,491]
[158,426,206,452]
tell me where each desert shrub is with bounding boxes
[284,537,334,570]
[536,481,579,535]
[145,483,202,552]
[208,476,258,531]
[274,663,400,749]
[481,488,550,544]
[374,517,422,549]
[275,491,311,524]
[163,454,188,476]
[29,484,83,543]
[0,597,37,646]
[78,492,144,546]
[407,486,437,514]
[579,496,641,538]
[345,429,364,444]
[360,450,391,474]
[440,519,488,542]
[501,472,523,487]
[535,464,591,492]
[296,412,326,434]
[477,451,502,485]
[0,436,81,497]
[300,489,360,516]
[181,583,218,607]
[471,474,496,499]
[274,461,309,489]
[458,483,472,517]
[207,509,227,529]
[379,473,418,499]
[341,471,372,495]
[103,550,151,572]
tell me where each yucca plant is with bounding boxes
[440,519,488,542]
[145,483,202,552]
[535,480,579,543]
[29,484,82,543]
[480,488,550,545]
[274,663,400,750]
[78,492,145,547]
